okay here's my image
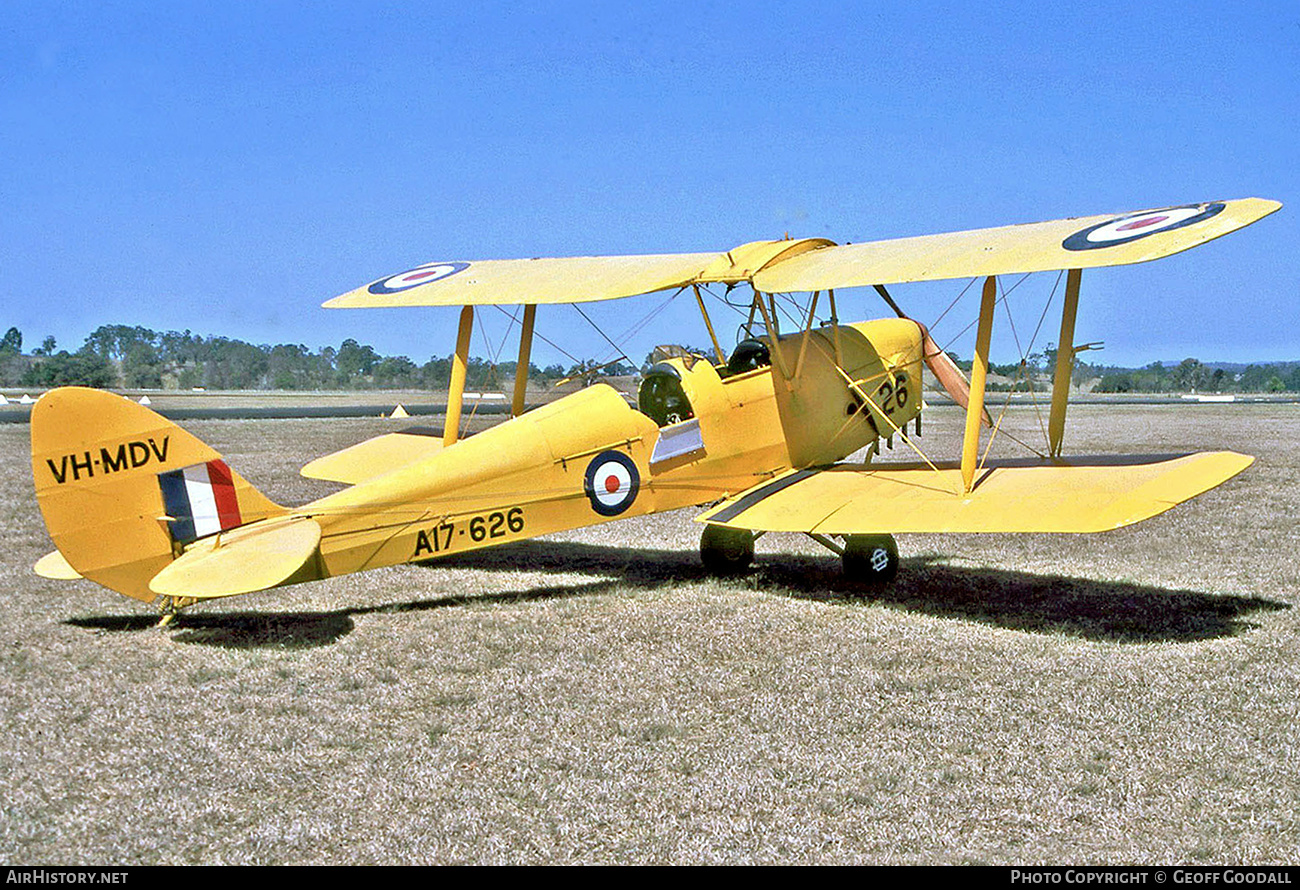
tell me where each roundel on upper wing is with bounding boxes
[584,450,640,516]
[368,261,470,294]
[1062,203,1225,251]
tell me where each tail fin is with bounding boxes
[30,387,286,602]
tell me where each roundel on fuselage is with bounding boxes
[583,450,640,516]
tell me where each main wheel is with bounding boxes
[700,524,755,574]
[841,534,899,585]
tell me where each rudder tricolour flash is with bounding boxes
[159,460,243,543]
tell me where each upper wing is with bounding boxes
[752,198,1280,292]
[325,253,718,308]
[696,452,1253,534]
[324,199,1277,308]
[323,238,835,308]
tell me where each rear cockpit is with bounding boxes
[636,337,777,428]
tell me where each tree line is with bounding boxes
[942,343,1300,395]
[1091,358,1300,394]
[0,324,637,391]
[2,324,1296,393]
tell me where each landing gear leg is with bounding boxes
[841,534,899,586]
[700,525,756,575]
[156,596,196,628]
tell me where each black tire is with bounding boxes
[700,524,755,575]
[841,534,899,585]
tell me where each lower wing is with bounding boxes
[696,452,1253,534]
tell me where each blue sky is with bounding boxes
[2,1,1296,369]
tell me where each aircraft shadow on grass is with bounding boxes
[64,539,1288,649]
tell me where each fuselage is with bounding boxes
[299,317,925,580]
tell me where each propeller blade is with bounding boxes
[873,285,992,426]
[917,323,992,428]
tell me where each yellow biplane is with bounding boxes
[30,198,1281,622]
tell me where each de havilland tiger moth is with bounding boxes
[29,198,1281,622]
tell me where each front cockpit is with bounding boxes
[637,362,697,428]
[723,339,771,376]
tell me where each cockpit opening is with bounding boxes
[725,339,771,376]
[638,362,696,428]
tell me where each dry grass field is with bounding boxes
[2,402,1298,864]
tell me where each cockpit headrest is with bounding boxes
[726,339,771,375]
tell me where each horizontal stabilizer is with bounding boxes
[697,452,1253,534]
[301,426,446,485]
[34,549,83,580]
[149,516,322,600]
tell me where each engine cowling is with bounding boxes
[768,318,924,468]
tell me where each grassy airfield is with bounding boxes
[1,402,1298,864]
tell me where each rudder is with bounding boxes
[30,387,285,601]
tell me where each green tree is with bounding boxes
[373,355,419,388]
[337,338,379,379]
[421,356,452,388]
[1040,342,1059,372]
[122,341,163,388]
[1171,358,1208,391]
[0,327,21,355]
[22,349,115,388]
[83,324,157,361]
[0,328,25,385]
[1097,373,1133,393]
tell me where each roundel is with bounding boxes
[368,261,470,294]
[1062,203,1225,251]
[584,451,640,516]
